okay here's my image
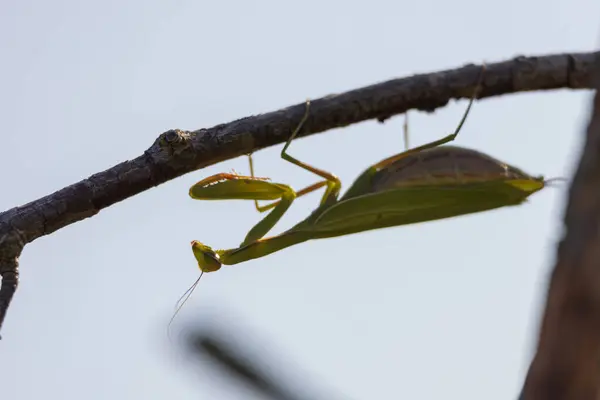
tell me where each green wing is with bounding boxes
[310,180,543,238]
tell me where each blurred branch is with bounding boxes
[520,53,600,399]
[188,330,315,400]
[184,323,351,400]
[0,51,598,337]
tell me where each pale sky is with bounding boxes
[2,1,599,399]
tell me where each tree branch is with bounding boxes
[0,51,598,336]
[519,52,600,399]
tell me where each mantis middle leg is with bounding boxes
[247,152,327,213]
[247,100,343,214]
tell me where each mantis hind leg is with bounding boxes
[375,64,487,170]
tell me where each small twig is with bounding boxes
[520,52,600,399]
[0,51,598,336]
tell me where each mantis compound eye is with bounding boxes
[191,240,222,272]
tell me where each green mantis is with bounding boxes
[189,66,550,273]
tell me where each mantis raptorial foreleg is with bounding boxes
[189,172,297,245]
[190,101,342,246]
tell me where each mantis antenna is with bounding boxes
[167,271,204,340]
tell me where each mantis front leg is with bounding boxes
[190,101,344,271]
[190,101,337,247]
[189,174,306,273]
[190,174,299,246]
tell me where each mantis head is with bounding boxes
[191,240,222,272]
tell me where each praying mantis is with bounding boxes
[189,66,552,273]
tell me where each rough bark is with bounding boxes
[0,51,598,337]
[519,52,600,399]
